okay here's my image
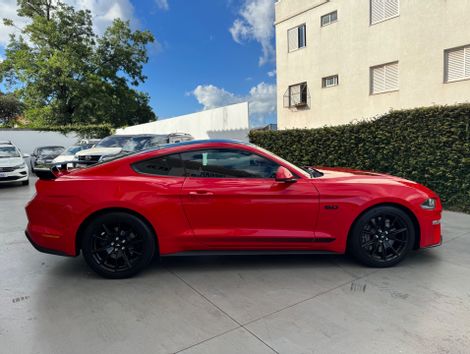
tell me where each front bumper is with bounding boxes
[0,167,29,184]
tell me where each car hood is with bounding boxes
[314,166,420,186]
[52,155,73,163]
[75,147,122,157]
[0,157,24,167]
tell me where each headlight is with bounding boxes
[421,198,436,210]
[14,163,26,169]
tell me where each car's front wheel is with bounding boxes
[349,206,415,267]
[81,212,156,278]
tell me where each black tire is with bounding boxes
[349,206,415,268]
[21,180,29,186]
[81,212,156,279]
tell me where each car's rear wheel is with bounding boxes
[82,212,156,279]
[21,180,29,186]
[349,206,415,267]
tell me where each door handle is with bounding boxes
[188,191,214,196]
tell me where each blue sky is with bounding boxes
[0,0,277,126]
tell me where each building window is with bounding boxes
[445,45,470,83]
[322,75,339,88]
[370,62,399,94]
[321,11,337,27]
[370,0,399,25]
[288,24,306,52]
[287,82,308,107]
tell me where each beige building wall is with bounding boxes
[275,0,470,129]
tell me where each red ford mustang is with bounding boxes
[25,140,442,278]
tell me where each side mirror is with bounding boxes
[275,166,297,183]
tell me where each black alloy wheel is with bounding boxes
[349,206,415,267]
[82,212,156,278]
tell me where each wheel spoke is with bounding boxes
[387,242,400,256]
[102,224,113,237]
[362,239,377,248]
[122,251,132,269]
[381,244,387,260]
[388,228,407,236]
[371,242,380,257]
[92,246,110,254]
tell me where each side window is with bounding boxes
[132,153,184,177]
[181,149,280,179]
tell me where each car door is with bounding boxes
[180,148,320,249]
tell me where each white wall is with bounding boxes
[0,129,79,154]
[275,0,470,129]
[116,102,251,141]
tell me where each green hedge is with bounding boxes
[249,104,470,213]
[29,124,114,138]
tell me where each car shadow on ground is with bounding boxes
[41,248,442,281]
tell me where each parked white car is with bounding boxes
[52,140,100,165]
[0,141,30,186]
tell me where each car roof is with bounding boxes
[0,140,13,145]
[0,144,17,148]
[159,139,250,150]
[36,146,64,149]
[108,134,165,138]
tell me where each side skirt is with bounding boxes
[161,250,339,257]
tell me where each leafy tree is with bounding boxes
[0,92,24,127]
[0,0,156,128]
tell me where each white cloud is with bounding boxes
[229,0,275,66]
[192,85,242,110]
[0,0,136,45]
[192,82,276,124]
[155,0,169,11]
[267,69,276,77]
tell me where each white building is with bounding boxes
[116,102,251,141]
[275,0,470,129]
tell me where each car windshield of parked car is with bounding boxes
[62,145,91,155]
[96,136,149,151]
[0,146,20,158]
[38,147,64,157]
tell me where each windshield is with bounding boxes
[38,147,64,156]
[62,145,92,155]
[96,136,158,152]
[0,146,20,158]
[250,144,311,178]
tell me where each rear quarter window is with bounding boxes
[132,153,184,177]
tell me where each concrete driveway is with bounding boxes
[1,179,469,354]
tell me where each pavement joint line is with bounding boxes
[166,266,279,354]
[441,231,470,244]
[241,269,381,329]
[167,265,379,354]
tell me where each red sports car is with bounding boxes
[25,140,442,278]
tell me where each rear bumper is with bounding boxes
[25,230,71,257]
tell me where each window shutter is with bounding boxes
[447,48,466,82]
[372,66,386,94]
[384,62,399,91]
[372,62,398,94]
[384,0,399,19]
[371,0,385,24]
[371,0,399,24]
[290,84,301,105]
[288,27,299,52]
[465,47,470,78]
